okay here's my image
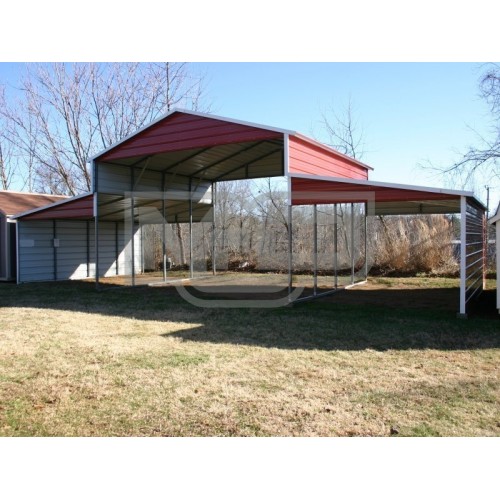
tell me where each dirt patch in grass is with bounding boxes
[0,276,498,436]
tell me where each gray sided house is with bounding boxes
[0,191,67,281]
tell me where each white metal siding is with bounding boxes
[464,201,484,305]
[56,221,91,280]
[98,162,212,199]
[18,221,55,282]
[97,163,133,194]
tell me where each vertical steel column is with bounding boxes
[162,197,167,282]
[130,168,136,287]
[313,204,318,296]
[288,204,293,298]
[334,204,338,289]
[351,203,354,285]
[94,194,99,288]
[86,220,90,278]
[115,221,119,275]
[459,196,467,317]
[189,177,193,279]
[161,172,167,282]
[140,224,144,274]
[212,182,216,276]
[94,160,100,289]
[53,220,57,281]
[350,203,355,285]
[364,203,368,280]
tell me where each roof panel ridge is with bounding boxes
[0,189,68,197]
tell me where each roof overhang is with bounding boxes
[290,174,485,215]
[13,193,94,221]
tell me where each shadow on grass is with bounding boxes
[1,280,498,352]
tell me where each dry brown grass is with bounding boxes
[0,277,498,436]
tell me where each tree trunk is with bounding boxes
[176,222,187,265]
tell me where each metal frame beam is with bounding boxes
[334,204,338,288]
[162,172,167,282]
[212,182,217,276]
[161,147,213,174]
[214,148,283,181]
[350,203,355,285]
[313,204,318,296]
[189,178,193,279]
[189,141,268,177]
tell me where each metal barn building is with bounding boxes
[12,109,487,316]
[0,191,66,281]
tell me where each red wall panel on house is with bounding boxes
[288,135,370,180]
[20,195,94,220]
[97,112,283,162]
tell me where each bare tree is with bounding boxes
[0,62,210,195]
[0,142,12,190]
[317,98,367,261]
[421,64,500,192]
[0,89,15,190]
[319,97,366,160]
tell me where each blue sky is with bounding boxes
[1,62,497,207]
[192,63,495,203]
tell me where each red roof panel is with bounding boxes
[18,194,94,220]
[97,111,283,162]
[291,177,461,205]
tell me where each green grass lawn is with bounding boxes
[0,277,498,436]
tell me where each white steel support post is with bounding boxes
[162,197,167,282]
[130,168,136,287]
[364,203,368,280]
[459,196,467,318]
[212,182,216,276]
[334,204,338,289]
[313,204,318,296]
[115,222,119,275]
[130,195,135,286]
[93,160,100,290]
[189,178,193,280]
[350,203,355,285]
[288,204,293,299]
[140,224,144,274]
[162,173,167,282]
